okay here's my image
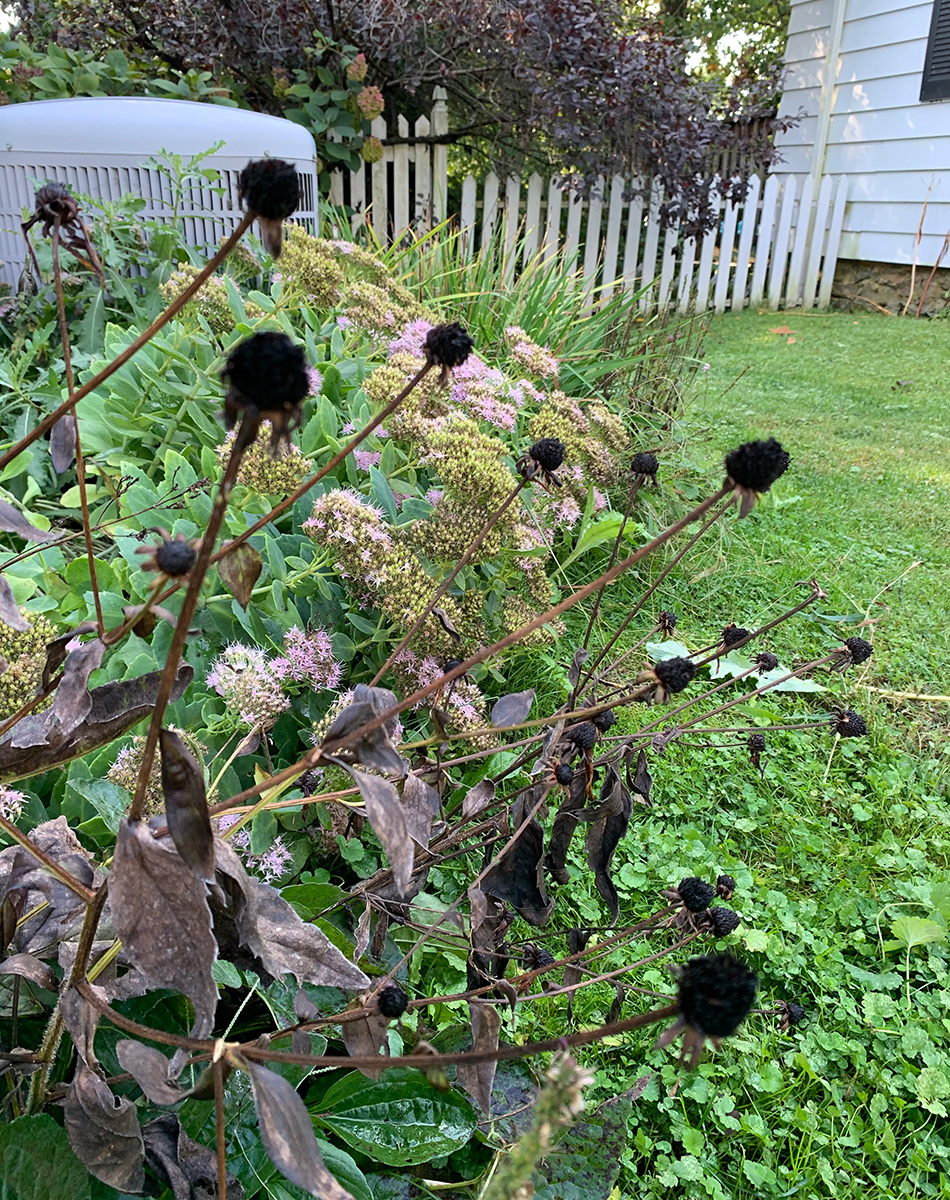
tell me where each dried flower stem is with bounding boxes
[369,476,528,686]
[0,213,255,474]
[129,431,247,819]
[689,580,825,668]
[577,474,645,657]
[51,221,104,635]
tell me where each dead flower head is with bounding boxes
[23,180,104,282]
[638,655,695,703]
[238,158,300,258]
[831,635,873,673]
[516,437,566,490]
[222,331,310,452]
[655,952,758,1068]
[136,528,199,578]
[423,322,475,384]
[724,438,790,517]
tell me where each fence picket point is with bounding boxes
[750,174,778,308]
[731,173,761,311]
[503,175,521,285]
[432,88,449,224]
[564,188,584,268]
[768,177,797,310]
[369,115,388,245]
[639,180,663,311]
[393,115,410,239]
[413,114,431,231]
[600,174,625,299]
[481,172,500,251]
[694,184,721,311]
[803,174,834,310]
[714,183,741,313]
[461,174,477,259]
[677,235,697,313]
[818,177,848,309]
[784,175,814,309]
[582,175,606,299]
[621,182,644,293]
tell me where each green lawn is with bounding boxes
[565,311,950,1200]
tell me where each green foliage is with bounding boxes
[0,1115,91,1200]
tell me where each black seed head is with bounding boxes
[424,322,475,370]
[521,943,556,971]
[653,656,695,694]
[716,874,736,900]
[678,877,716,912]
[238,159,300,220]
[555,763,574,786]
[592,708,616,733]
[658,610,677,634]
[754,651,779,672]
[725,438,790,493]
[721,623,750,647]
[155,538,196,577]
[568,722,598,753]
[298,769,321,796]
[222,331,309,421]
[442,659,463,674]
[784,1000,807,1026]
[631,451,659,477]
[529,437,566,472]
[677,953,758,1038]
[377,982,409,1019]
[35,181,77,220]
[835,710,868,738]
[845,636,873,664]
[748,732,766,753]
[708,907,741,936]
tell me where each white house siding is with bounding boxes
[774,0,950,264]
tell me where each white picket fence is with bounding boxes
[328,91,848,313]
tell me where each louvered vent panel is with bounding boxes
[921,0,950,101]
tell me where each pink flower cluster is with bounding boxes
[206,644,290,731]
[0,786,24,821]
[395,650,483,728]
[356,86,385,120]
[272,626,343,690]
[307,367,323,396]
[387,318,434,359]
[354,449,382,471]
[216,814,294,883]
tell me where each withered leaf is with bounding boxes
[402,773,440,849]
[218,542,262,609]
[294,987,320,1020]
[352,903,372,964]
[160,729,215,883]
[64,1062,145,1192]
[50,414,76,474]
[214,838,368,990]
[143,1113,244,1200]
[532,717,566,776]
[241,1056,357,1200]
[462,778,495,820]
[490,689,535,729]
[59,940,148,1003]
[341,1003,390,1080]
[564,927,590,1025]
[39,622,97,693]
[468,886,511,991]
[61,983,103,1068]
[628,747,652,807]
[116,1040,186,1106]
[457,1000,501,1114]
[109,819,217,1040]
[48,638,106,738]
[432,607,461,639]
[605,982,625,1025]
[0,576,28,631]
[0,951,58,991]
[585,765,632,923]
[322,697,407,778]
[0,498,59,543]
[234,729,261,757]
[481,793,553,926]
[543,769,588,885]
[0,663,193,784]
[341,768,413,897]
[567,647,590,689]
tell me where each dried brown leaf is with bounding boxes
[109,819,217,1040]
[0,577,28,631]
[50,414,76,474]
[585,765,632,923]
[352,903,372,964]
[322,699,407,777]
[218,543,262,609]
[213,838,368,990]
[61,982,104,1067]
[0,499,58,543]
[402,773,440,849]
[543,769,588,884]
[628,747,652,807]
[457,1000,501,1114]
[489,689,535,729]
[341,1004,390,1079]
[567,648,590,689]
[160,729,215,883]
[241,1056,357,1200]
[462,778,495,820]
[0,951,58,991]
[64,1062,145,1192]
[116,1040,186,1106]
[481,792,554,926]
[48,638,106,737]
[0,663,193,784]
[342,768,413,897]
[143,1112,244,1200]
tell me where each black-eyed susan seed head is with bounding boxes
[784,1000,807,1026]
[222,331,309,451]
[658,610,677,635]
[238,159,299,257]
[716,874,737,900]
[748,732,766,753]
[555,762,574,786]
[834,710,868,738]
[677,877,716,912]
[529,438,566,473]
[652,656,695,696]
[136,529,199,577]
[845,636,873,664]
[754,651,779,672]
[568,722,598,753]
[677,953,758,1039]
[631,451,659,479]
[423,323,475,383]
[725,438,790,516]
[34,181,79,229]
[377,982,409,1019]
[721,624,750,648]
[592,708,617,733]
[707,907,741,936]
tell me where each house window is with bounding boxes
[921,0,950,100]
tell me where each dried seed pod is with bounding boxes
[377,982,409,1019]
[238,158,300,257]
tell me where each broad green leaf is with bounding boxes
[891,917,946,950]
[916,1066,950,1117]
[313,1069,477,1166]
[0,1114,91,1200]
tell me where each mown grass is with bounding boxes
[547,312,950,1200]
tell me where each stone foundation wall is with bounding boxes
[831,258,950,317]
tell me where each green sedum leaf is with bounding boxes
[0,1114,91,1200]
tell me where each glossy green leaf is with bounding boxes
[0,1114,91,1200]
[312,1069,477,1166]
